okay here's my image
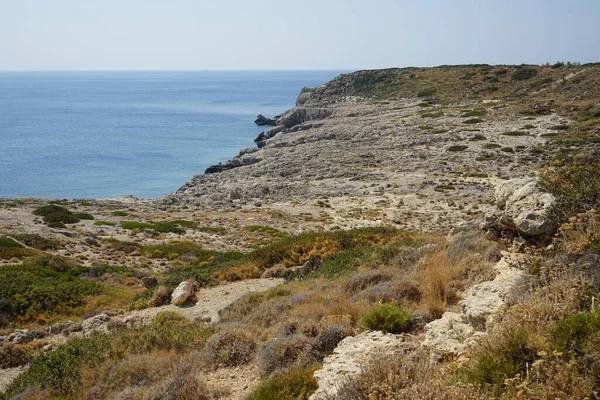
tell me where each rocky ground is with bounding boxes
[1,65,598,399]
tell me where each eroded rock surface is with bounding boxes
[485,177,557,238]
[423,254,527,356]
[310,331,406,400]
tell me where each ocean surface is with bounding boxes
[0,71,342,199]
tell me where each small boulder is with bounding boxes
[254,114,277,126]
[8,329,34,344]
[82,313,110,334]
[48,320,73,335]
[171,282,194,305]
[141,276,158,288]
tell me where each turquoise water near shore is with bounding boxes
[0,71,341,199]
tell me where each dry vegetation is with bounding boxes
[1,63,600,399]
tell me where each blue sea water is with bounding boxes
[0,71,342,199]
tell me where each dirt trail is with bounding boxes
[122,278,285,327]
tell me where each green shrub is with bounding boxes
[110,210,128,217]
[120,221,186,234]
[94,220,116,226]
[2,312,209,398]
[500,147,514,153]
[141,241,219,261]
[461,109,486,117]
[417,87,437,97]
[540,153,600,224]
[511,67,538,81]
[0,236,23,249]
[551,308,600,355]
[244,225,286,237]
[448,145,468,152]
[420,111,444,119]
[360,303,413,333]
[463,118,483,124]
[0,256,100,323]
[3,334,111,397]
[102,238,140,254]
[247,366,319,400]
[502,131,527,136]
[483,143,502,149]
[32,204,92,226]
[461,329,537,388]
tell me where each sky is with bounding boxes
[0,0,599,71]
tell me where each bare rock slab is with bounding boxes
[310,331,405,400]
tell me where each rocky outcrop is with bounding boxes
[310,331,406,400]
[8,329,33,344]
[484,178,557,238]
[205,155,261,174]
[82,313,110,335]
[423,254,528,356]
[278,107,333,129]
[171,282,194,305]
[254,114,277,126]
[459,257,528,330]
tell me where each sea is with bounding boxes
[0,71,342,199]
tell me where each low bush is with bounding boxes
[141,241,220,261]
[94,220,116,226]
[417,87,437,97]
[540,152,600,224]
[359,303,413,333]
[258,335,311,375]
[502,131,527,136]
[448,145,468,152]
[247,366,319,400]
[10,233,61,250]
[204,329,257,368]
[343,270,392,294]
[0,255,100,324]
[120,220,185,234]
[463,118,483,124]
[334,351,479,399]
[110,210,128,217]
[0,342,32,368]
[460,328,538,388]
[33,204,93,226]
[511,66,538,81]
[2,311,209,398]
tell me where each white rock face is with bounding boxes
[491,177,556,236]
[170,282,194,306]
[460,257,528,329]
[310,331,405,400]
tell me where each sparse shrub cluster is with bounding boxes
[0,255,100,325]
[360,303,413,333]
[33,204,93,228]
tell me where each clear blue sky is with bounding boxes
[1,0,598,70]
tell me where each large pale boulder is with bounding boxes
[485,177,556,237]
[170,282,194,305]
